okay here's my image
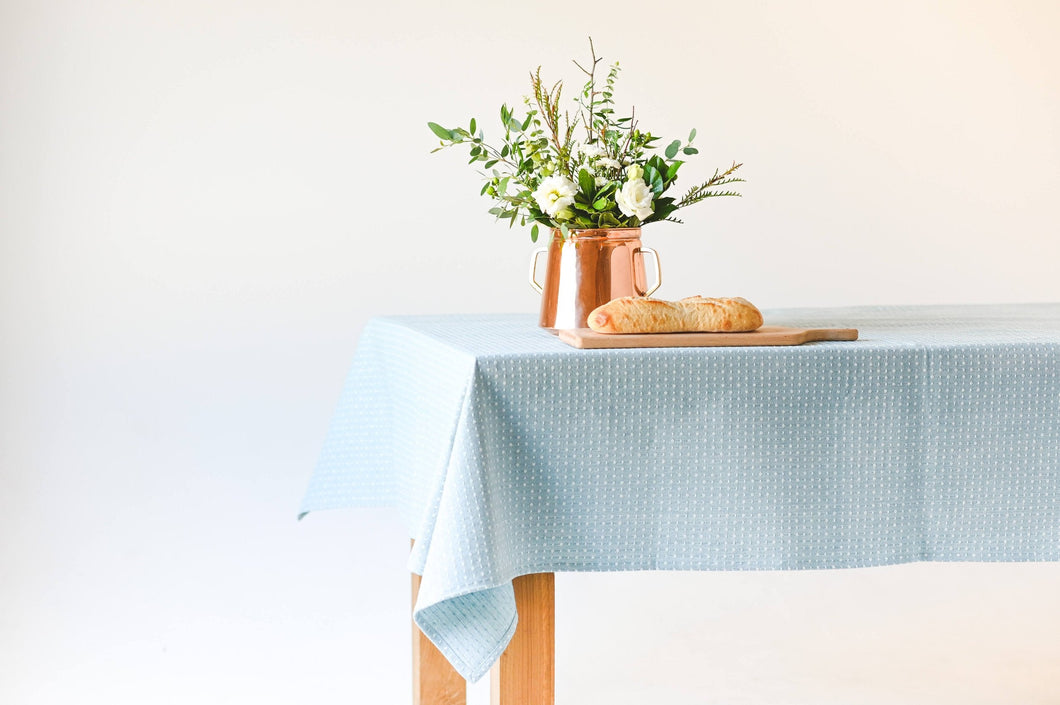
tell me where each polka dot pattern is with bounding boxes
[301,304,1060,682]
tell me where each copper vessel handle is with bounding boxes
[638,246,662,296]
[528,248,547,294]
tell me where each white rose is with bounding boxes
[532,175,578,217]
[616,177,654,220]
[579,142,607,159]
[626,164,643,180]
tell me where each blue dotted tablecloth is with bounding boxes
[300,304,1060,681]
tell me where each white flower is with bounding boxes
[626,164,643,180]
[533,175,578,217]
[579,142,607,159]
[597,158,621,170]
[594,176,609,187]
[616,177,654,220]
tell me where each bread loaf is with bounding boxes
[587,296,764,334]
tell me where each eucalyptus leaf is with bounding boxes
[665,140,681,159]
[428,122,451,140]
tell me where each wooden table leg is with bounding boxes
[411,548,466,705]
[491,573,555,705]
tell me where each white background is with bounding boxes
[2,1,1059,703]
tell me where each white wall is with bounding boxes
[2,1,1058,703]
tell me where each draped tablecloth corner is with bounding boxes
[300,305,1060,680]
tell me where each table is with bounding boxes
[300,304,1060,705]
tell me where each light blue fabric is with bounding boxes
[301,304,1060,682]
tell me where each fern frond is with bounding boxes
[679,190,743,207]
[677,162,745,207]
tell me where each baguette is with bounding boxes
[587,296,764,334]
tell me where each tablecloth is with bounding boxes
[300,304,1060,682]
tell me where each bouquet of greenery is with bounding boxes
[428,40,744,242]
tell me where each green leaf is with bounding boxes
[643,165,664,195]
[643,164,660,189]
[484,160,498,168]
[593,198,610,210]
[665,140,681,159]
[578,168,594,197]
[595,182,616,198]
[560,223,570,239]
[469,118,476,134]
[666,161,683,180]
[531,224,539,242]
[682,147,699,155]
[688,128,697,142]
[428,122,451,140]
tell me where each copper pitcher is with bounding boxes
[529,227,661,329]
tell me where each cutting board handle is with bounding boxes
[802,328,859,342]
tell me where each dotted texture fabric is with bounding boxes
[301,304,1060,682]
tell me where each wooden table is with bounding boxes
[413,565,554,705]
[298,308,1060,705]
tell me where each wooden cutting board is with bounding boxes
[558,325,859,349]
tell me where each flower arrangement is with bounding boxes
[428,40,744,242]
